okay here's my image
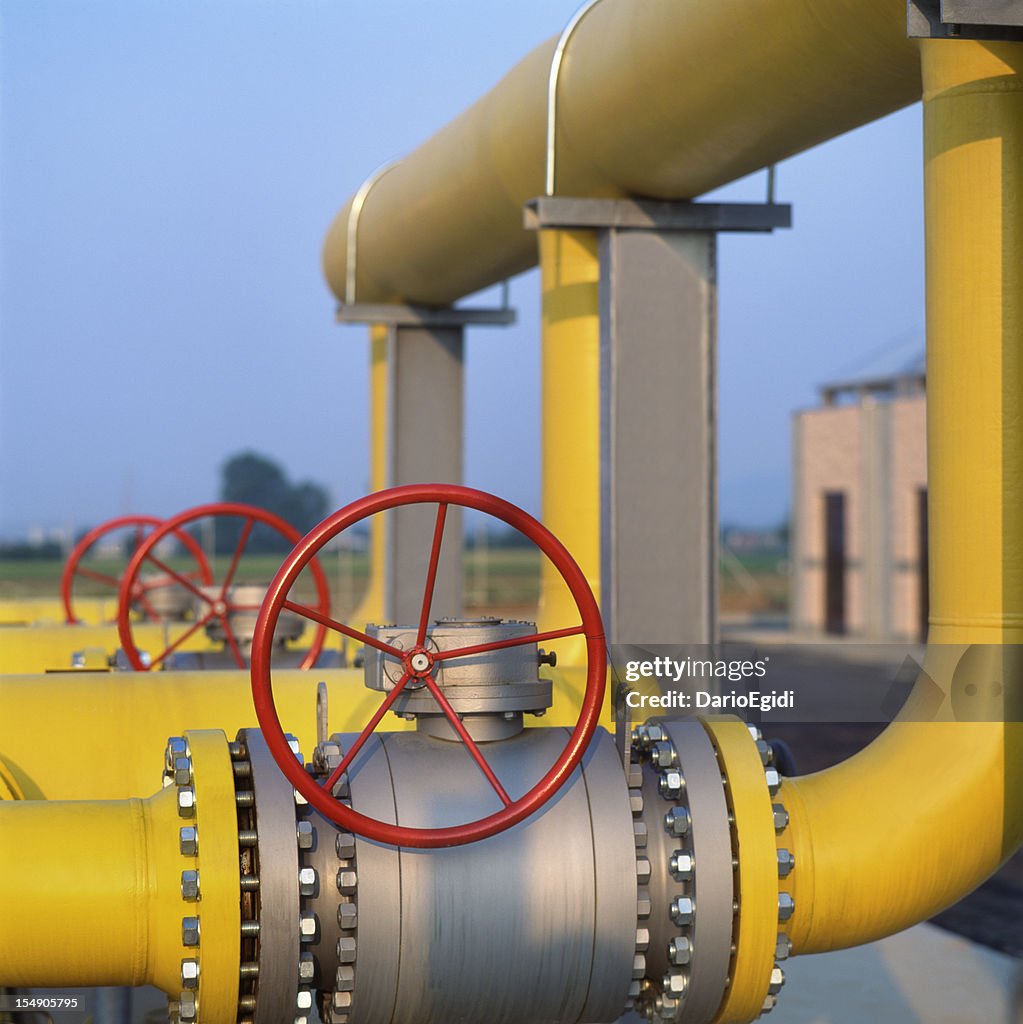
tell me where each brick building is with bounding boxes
[791,352,927,640]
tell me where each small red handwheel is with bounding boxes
[250,483,607,848]
[117,502,331,671]
[61,514,212,624]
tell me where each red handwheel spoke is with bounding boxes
[143,553,214,605]
[76,566,121,589]
[135,591,161,621]
[149,611,216,669]
[423,674,512,805]
[220,517,254,598]
[434,624,585,663]
[221,617,247,669]
[283,599,403,659]
[417,503,448,646]
[322,673,413,792]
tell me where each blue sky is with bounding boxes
[0,2,924,539]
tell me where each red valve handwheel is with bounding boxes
[250,483,607,849]
[61,514,212,625]
[117,502,331,671]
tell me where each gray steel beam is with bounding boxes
[598,228,719,645]
[386,323,464,625]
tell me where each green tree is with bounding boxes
[217,451,330,553]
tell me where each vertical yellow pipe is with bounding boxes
[783,38,1023,955]
[537,229,601,666]
[353,324,389,627]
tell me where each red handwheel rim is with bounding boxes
[61,514,211,624]
[117,502,330,671]
[250,483,607,848]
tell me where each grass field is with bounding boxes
[1,544,788,619]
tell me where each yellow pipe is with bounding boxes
[0,597,112,626]
[351,323,389,628]
[0,622,213,674]
[537,229,601,666]
[322,0,919,306]
[0,731,240,1022]
[784,38,1023,955]
[0,663,607,801]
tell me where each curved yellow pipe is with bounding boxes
[784,38,1023,955]
[322,0,919,306]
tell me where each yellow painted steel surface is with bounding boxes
[350,323,388,628]
[536,229,600,667]
[0,730,240,1009]
[1,784,186,989]
[704,719,777,1023]
[322,0,919,307]
[0,597,111,626]
[0,622,212,674]
[784,39,1023,955]
[0,664,609,801]
[187,730,242,1024]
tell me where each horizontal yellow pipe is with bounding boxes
[0,622,213,674]
[784,38,1023,955]
[322,0,919,306]
[0,788,182,990]
[0,664,602,801]
[0,597,112,626]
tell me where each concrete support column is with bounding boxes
[338,303,515,626]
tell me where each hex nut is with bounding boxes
[299,953,315,981]
[764,767,781,795]
[633,820,648,848]
[777,849,795,878]
[181,870,200,902]
[173,757,193,787]
[166,737,188,771]
[755,739,773,766]
[298,867,317,896]
[632,954,646,980]
[664,806,690,837]
[635,926,650,952]
[336,964,356,991]
[630,792,645,816]
[182,916,200,947]
[778,893,795,922]
[181,958,199,989]
[668,936,692,966]
[336,832,356,860]
[658,770,684,799]
[332,991,353,1013]
[663,970,687,996]
[636,858,651,885]
[296,820,314,850]
[178,990,197,1022]
[670,895,694,927]
[669,851,694,882]
[179,827,198,856]
[772,803,790,832]
[775,933,793,961]
[646,724,665,744]
[768,966,785,996]
[299,913,317,942]
[337,869,358,895]
[651,741,677,768]
[177,788,196,818]
[746,724,763,742]
[337,936,357,963]
[296,989,313,1010]
[637,894,652,918]
[338,903,357,930]
[294,788,308,806]
[761,993,777,1015]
